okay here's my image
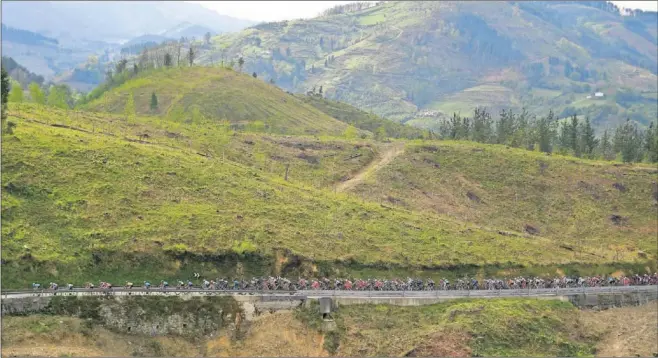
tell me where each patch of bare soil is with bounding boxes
[580,302,658,357]
[404,330,472,357]
[206,311,328,357]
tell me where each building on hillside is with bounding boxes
[586,95,592,99]
[594,92,605,97]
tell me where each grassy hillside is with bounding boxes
[347,141,658,257]
[299,299,658,357]
[6,299,657,357]
[4,104,656,287]
[82,67,350,136]
[8,103,378,190]
[144,1,658,131]
[299,94,428,139]
[1,104,586,287]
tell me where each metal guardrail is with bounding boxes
[2,285,656,300]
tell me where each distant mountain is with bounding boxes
[123,34,172,48]
[1,24,58,47]
[0,24,102,80]
[1,1,256,43]
[1,56,45,87]
[1,1,256,89]
[167,0,657,131]
[118,23,217,53]
[160,22,216,40]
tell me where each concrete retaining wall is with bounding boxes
[1,294,306,317]
[567,290,658,308]
[323,295,571,307]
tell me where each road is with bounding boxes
[2,285,656,300]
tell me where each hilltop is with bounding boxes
[82,67,351,136]
[161,1,658,131]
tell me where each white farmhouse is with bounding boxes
[594,92,605,97]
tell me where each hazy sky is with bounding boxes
[190,1,658,22]
[190,1,361,22]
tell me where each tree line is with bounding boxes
[436,108,657,163]
[3,78,76,109]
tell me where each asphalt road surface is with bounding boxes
[2,285,656,300]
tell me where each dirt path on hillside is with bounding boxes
[336,142,404,192]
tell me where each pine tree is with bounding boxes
[618,119,641,163]
[537,110,556,153]
[569,114,580,157]
[513,108,530,149]
[645,122,658,163]
[150,92,158,112]
[252,72,257,78]
[471,107,493,143]
[238,57,244,72]
[448,112,461,139]
[460,116,471,140]
[188,46,195,66]
[496,109,514,145]
[1,66,9,127]
[600,130,614,160]
[580,116,597,158]
[558,121,570,152]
